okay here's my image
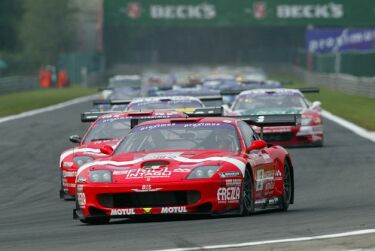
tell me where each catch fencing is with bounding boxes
[0,76,39,94]
[289,65,375,98]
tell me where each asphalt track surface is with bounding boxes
[0,101,375,251]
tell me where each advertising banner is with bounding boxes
[104,0,375,27]
[306,28,375,53]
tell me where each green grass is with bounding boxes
[276,77,375,130]
[0,86,96,117]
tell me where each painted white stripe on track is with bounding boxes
[322,110,375,143]
[0,94,98,125]
[152,229,375,251]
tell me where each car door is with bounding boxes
[238,121,275,201]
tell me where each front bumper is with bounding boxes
[75,179,242,219]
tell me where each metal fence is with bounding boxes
[0,76,39,95]
[291,66,375,98]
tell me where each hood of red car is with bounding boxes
[91,150,243,184]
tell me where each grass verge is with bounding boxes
[0,86,96,117]
[276,78,375,131]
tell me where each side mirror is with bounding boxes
[69,135,81,144]
[100,145,114,155]
[310,101,321,111]
[247,140,267,152]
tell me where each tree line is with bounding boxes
[0,0,76,74]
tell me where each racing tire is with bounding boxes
[79,217,110,225]
[239,168,255,216]
[75,201,110,225]
[279,161,292,211]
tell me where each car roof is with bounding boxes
[130,96,202,104]
[135,117,238,127]
[238,88,303,97]
[97,110,184,121]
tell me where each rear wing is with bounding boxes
[197,95,223,107]
[130,107,223,128]
[220,87,320,97]
[81,111,118,122]
[92,99,132,106]
[299,87,320,93]
[227,114,301,139]
[184,107,223,117]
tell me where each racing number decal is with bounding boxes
[256,169,264,191]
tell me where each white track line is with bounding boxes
[0,95,97,125]
[322,110,375,143]
[153,229,375,251]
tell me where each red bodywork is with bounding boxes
[59,110,185,198]
[74,117,294,220]
[255,110,323,147]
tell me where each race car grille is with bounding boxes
[98,191,200,208]
[263,132,293,142]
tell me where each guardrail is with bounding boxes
[291,66,375,98]
[0,76,39,94]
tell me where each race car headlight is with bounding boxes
[89,170,112,183]
[187,166,220,179]
[73,156,94,167]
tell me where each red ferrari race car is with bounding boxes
[226,88,323,147]
[59,110,186,200]
[73,114,299,224]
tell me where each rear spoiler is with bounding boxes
[220,87,320,97]
[299,87,320,93]
[81,111,118,122]
[184,107,223,117]
[130,107,223,128]
[98,87,114,92]
[237,114,301,139]
[93,99,132,106]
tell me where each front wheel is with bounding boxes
[279,161,292,211]
[239,168,255,216]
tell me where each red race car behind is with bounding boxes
[74,114,299,224]
[59,110,186,199]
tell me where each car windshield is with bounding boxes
[115,122,240,153]
[83,117,131,144]
[233,94,307,112]
[127,100,203,111]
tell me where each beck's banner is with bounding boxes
[306,28,375,53]
[104,0,375,27]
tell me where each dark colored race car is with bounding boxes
[59,110,186,199]
[73,114,299,224]
[228,88,323,147]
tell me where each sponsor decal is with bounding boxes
[276,3,343,19]
[111,208,136,216]
[225,179,242,187]
[262,154,272,162]
[217,187,240,203]
[77,192,86,208]
[220,171,241,178]
[64,183,76,188]
[143,208,152,214]
[122,168,172,179]
[62,162,74,168]
[132,185,162,192]
[253,2,267,19]
[62,171,76,177]
[113,170,130,175]
[173,168,192,173]
[76,184,84,192]
[256,169,265,191]
[161,206,187,214]
[150,4,216,20]
[143,152,182,160]
[275,170,282,177]
[127,2,142,19]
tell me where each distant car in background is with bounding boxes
[228,88,323,147]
